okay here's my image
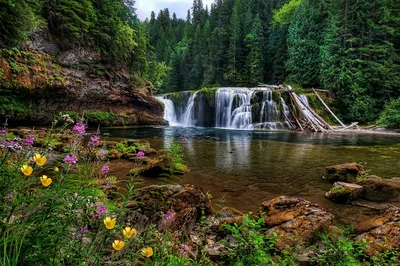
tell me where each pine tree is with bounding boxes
[245,15,264,86]
[286,0,327,87]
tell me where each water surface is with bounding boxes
[102,126,400,224]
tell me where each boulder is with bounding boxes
[325,163,365,183]
[357,176,400,202]
[130,184,211,234]
[325,182,364,203]
[205,242,228,261]
[260,196,334,248]
[216,207,244,225]
[354,207,400,256]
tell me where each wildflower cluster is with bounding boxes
[0,122,201,265]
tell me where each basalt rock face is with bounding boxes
[0,28,167,126]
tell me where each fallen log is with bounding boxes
[312,88,346,127]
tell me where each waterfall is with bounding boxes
[215,88,254,129]
[156,96,178,126]
[299,94,309,107]
[182,91,199,127]
[159,87,294,130]
[281,98,294,130]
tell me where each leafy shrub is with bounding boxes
[379,98,400,129]
[221,215,297,265]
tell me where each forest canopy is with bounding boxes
[147,0,400,123]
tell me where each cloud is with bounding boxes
[136,0,214,21]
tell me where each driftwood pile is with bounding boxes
[258,84,357,132]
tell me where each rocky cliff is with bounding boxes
[0,28,167,127]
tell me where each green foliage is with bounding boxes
[0,94,33,120]
[44,0,97,47]
[0,0,36,46]
[379,98,400,129]
[84,110,118,127]
[221,214,297,265]
[166,141,185,165]
[272,0,302,25]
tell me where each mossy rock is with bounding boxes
[325,182,363,203]
[173,163,190,175]
[325,163,365,183]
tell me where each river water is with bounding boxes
[102,126,400,224]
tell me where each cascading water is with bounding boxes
[216,88,254,129]
[159,87,295,130]
[182,91,199,127]
[299,94,309,107]
[156,96,178,126]
[253,88,283,130]
[281,98,294,129]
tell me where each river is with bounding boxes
[102,126,400,224]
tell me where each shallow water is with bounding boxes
[102,126,400,224]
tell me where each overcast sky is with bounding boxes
[136,0,214,21]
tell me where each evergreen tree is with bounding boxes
[245,15,264,86]
[286,0,327,87]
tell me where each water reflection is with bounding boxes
[101,126,400,222]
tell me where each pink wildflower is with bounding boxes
[98,149,106,157]
[88,135,100,147]
[25,137,34,145]
[100,164,109,175]
[64,154,78,166]
[72,123,85,135]
[136,151,145,159]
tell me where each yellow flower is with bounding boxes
[40,175,52,187]
[112,240,125,251]
[54,167,59,172]
[21,165,33,176]
[123,227,137,238]
[103,217,116,229]
[33,154,47,167]
[141,247,153,258]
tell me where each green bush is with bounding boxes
[221,215,297,265]
[379,98,400,129]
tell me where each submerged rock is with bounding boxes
[325,182,363,203]
[325,163,365,183]
[260,196,334,248]
[357,176,400,202]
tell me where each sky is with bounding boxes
[136,0,214,21]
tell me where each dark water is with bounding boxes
[102,126,400,224]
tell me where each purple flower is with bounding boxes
[136,151,145,159]
[88,135,100,147]
[72,123,86,135]
[98,149,106,157]
[0,129,7,135]
[64,153,78,166]
[25,137,34,145]
[100,164,109,175]
[97,204,108,214]
[5,193,14,199]
[179,245,188,255]
[165,210,175,221]
[6,141,22,150]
